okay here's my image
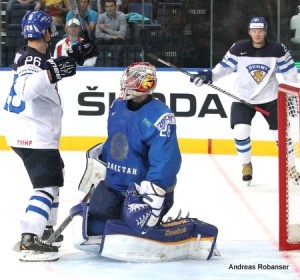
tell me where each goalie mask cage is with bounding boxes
[278,83,300,251]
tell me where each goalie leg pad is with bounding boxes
[100,218,219,262]
[72,202,89,248]
[72,203,102,254]
[190,220,219,260]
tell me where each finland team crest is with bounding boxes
[246,64,270,84]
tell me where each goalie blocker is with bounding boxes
[72,204,219,262]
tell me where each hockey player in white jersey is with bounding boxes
[3,10,97,262]
[72,62,220,262]
[191,16,299,186]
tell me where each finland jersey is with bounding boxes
[212,39,298,104]
[102,98,182,193]
[3,46,63,149]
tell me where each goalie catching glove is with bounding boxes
[67,39,98,66]
[124,181,166,234]
[190,69,212,87]
[45,56,76,83]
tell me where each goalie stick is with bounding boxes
[139,29,270,116]
[47,185,95,243]
[70,0,90,40]
[13,185,95,252]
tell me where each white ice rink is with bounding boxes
[1,151,300,280]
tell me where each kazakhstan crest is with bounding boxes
[110,132,129,161]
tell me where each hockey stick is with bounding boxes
[70,0,90,40]
[46,185,95,243]
[139,28,270,116]
[12,185,95,252]
[147,53,270,116]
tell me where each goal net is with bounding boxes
[278,83,300,251]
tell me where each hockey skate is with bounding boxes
[288,166,300,185]
[19,233,59,262]
[242,162,252,186]
[42,226,64,247]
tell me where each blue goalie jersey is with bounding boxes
[102,98,182,193]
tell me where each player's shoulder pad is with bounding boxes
[14,46,50,71]
[154,111,176,132]
[264,40,287,57]
[110,98,126,110]
[229,39,252,55]
[136,98,176,132]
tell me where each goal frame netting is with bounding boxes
[278,83,300,251]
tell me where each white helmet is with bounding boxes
[119,62,157,100]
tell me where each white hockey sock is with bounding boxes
[47,190,60,227]
[21,187,59,237]
[234,137,251,164]
[234,124,251,164]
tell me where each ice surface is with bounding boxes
[1,151,299,280]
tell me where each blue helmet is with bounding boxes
[248,17,268,30]
[22,10,57,39]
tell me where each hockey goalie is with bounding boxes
[73,154,220,262]
[72,62,220,262]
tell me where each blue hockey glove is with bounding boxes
[190,69,212,87]
[45,56,76,84]
[67,39,98,66]
[124,181,166,234]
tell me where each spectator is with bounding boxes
[34,0,71,25]
[65,0,98,39]
[89,0,98,12]
[97,0,122,14]
[290,5,300,44]
[95,0,127,43]
[53,18,97,66]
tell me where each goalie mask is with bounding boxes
[119,62,157,100]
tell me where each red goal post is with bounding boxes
[278,83,300,251]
